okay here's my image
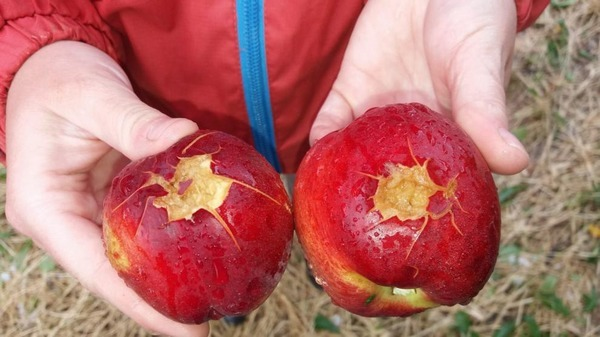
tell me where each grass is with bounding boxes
[1,1,599,336]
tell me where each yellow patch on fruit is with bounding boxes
[372,161,456,222]
[342,270,438,309]
[103,225,131,271]
[149,155,231,221]
[391,287,436,307]
[362,141,464,259]
[144,153,285,251]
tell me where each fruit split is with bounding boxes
[294,103,501,317]
[102,103,501,322]
[102,130,294,323]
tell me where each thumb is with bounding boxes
[66,68,198,160]
[88,99,199,161]
[41,41,200,161]
[454,97,529,175]
[449,52,529,175]
[424,2,528,175]
[310,89,355,145]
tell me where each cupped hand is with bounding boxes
[311,0,529,175]
[5,41,209,337]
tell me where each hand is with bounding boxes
[311,0,529,175]
[5,41,209,337]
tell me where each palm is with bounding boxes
[312,0,528,174]
[332,0,514,115]
[29,127,123,226]
[329,1,442,115]
[8,117,124,282]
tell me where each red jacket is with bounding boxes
[0,0,548,173]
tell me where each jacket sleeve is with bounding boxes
[0,1,123,164]
[515,0,550,31]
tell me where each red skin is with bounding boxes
[294,103,501,317]
[102,130,294,323]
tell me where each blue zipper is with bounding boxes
[236,0,282,172]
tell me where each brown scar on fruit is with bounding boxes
[112,152,288,251]
[359,140,465,259]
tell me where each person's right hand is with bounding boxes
[311,0,530,175]
[5,41,209,337]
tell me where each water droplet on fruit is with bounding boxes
[212,260,229,285]
[314,276,327,287]
[226,302,241,312]
[212,288,225,300]
[176,243,190,256]
[316,166,324,177]
[134,266,148,282]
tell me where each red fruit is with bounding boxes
[102,130,294,323]
[294,103,501,317]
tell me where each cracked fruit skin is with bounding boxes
[102,130,294,323]
[294,103,501,317]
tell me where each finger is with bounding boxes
[454,97,529,175]
[424,1,526,175]
[14,41,199,161]
[73,48,199,160]
[309,88,355,145]
[69,79,199,160]
[36,213,211,337]
[448,47,529,175]
[89,105,200,161]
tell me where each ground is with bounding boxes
[1,1,599,336]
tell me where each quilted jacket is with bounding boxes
[0,0,549,172]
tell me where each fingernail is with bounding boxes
[498,128,527,154]
[146,116,172,141]
[147,117,197,142]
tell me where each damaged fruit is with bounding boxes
[294,103,501,317]
[102,130,294,323]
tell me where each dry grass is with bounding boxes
[1,2,599,336]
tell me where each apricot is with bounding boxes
[294,103,501,316]
[102,130,294,323]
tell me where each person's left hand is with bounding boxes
[311,0,529,175]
